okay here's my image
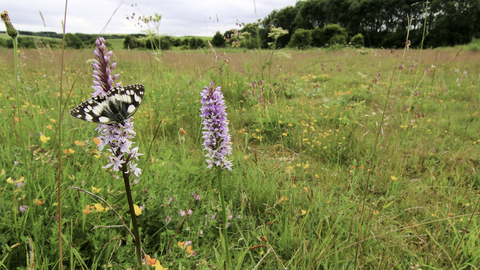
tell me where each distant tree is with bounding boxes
[124,35,138,49]
[65,33,83,49]
[311,27,327,47]
[170,37,181,47]
[428,0,480,47]
[146,38,160,50]
[238,23,263,49]
[8,37,36,48]
[189,37,205,49]
[269,5,301,48]
[323,24,347,46]
[288,28,312,49]
[74,33,95,42]
[350,33,364,48]
[159,36,171,50]
[211,31,225,47]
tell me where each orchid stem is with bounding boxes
[122,162,142,269]
[217,168,232,269]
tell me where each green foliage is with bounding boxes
[160,37,171,50]
[4,36,61,49]
[263,0,480,48]
[311,27,327,47]
[287,28,312,49]
[123,35,140,49]
[238,23,263,49]
[350,33,365,48]
[145,37,159,50]
[324,24,347,45]
[65,33,84,49]
[189,37,205,49]
[465,38,480,51]
[211,31,225,47]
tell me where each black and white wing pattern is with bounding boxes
[69,84,145,125]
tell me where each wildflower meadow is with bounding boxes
[1,13,480,270]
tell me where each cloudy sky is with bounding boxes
[3,0,299,37]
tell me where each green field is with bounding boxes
[1,45,480,269]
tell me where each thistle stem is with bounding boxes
[217,168,232,269]
[122,162,142,269]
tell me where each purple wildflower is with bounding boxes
[187,209,193,215]
[180,209,186,216]
[19,205,29,213]
[199,82,233,171]
[164,216,172,223]
[185,241,192,246]
[191,192,201,200]
[211,214,216,220]
[91,37,121,97]
[91,37,142,178]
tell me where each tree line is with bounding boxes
[0,31,146,49]
[253,0,480,49]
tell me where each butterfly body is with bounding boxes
[70,84,145,125]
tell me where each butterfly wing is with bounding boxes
[69,84,145,125]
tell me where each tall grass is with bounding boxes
[0,43,480,269]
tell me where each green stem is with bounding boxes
[12,36,21,239]
[122,160,142,269]
[217,168,232,269]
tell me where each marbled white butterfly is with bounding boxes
[69,84,145,125]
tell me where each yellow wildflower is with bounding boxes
[40,135,50,143]
[93,137,100,145]
[94,203,108,213]
[186,245,195,254]
[134,204,142,216]
[74,140,84,146]
[34,199,45,206]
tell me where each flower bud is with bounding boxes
[1,11,18,38]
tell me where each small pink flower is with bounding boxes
[19,205,29,213]
[180,209,186,216]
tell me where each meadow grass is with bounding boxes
[1,45,480,269]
